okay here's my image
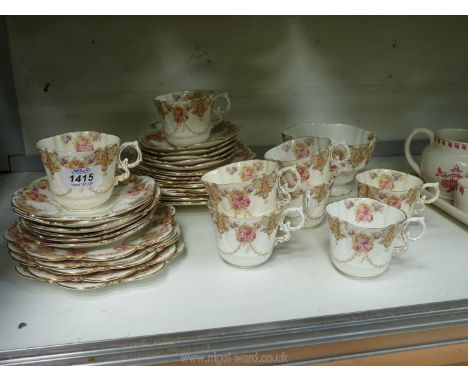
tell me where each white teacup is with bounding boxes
[208,205,305,268]
[37,131,142,210]
[289,178,335,228]
[355,169,440,217]
[282,123,378,196]
[202,159,300,218]
[265,136,349,228]
[264,136,350,188]
[326,198,426,278]
[154,90,230,147]
[454,178,468,214]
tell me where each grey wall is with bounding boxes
[5,16,468,157]
[0,16,23,171]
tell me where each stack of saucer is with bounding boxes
[5,175,184,290]
[134,121,255,205]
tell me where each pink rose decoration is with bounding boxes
[173,106,188,123]
[231,191,250,210]
[241,167,256,181]
[237,226,256,243]
[294,144,310,159]
[380,180,394,190]
[75,138,94,152]
[386,196,401,209]
[357,205,373,223]
[353,233,374,253]
[297,165,310,182]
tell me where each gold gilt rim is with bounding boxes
[8,243,167,274]
[10,239,182,281]
[8,228,180,269]
[139,135,238,155]
[14,240,185,290]
[12,182,161,224]
[141,146,237,167]
[139,122,240,152]
[19,204,157,240]
[16,214,154,249]
[20,194,161,234]
[7,223,179,264]
[141,140,237,161]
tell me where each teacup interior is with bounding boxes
[155,90,214,103]
[36,132,119,153]
[355,170,422,192]
[326,198,407,229]
[202,160,278,185]
[283,123,375,146]
[265,137,331,162]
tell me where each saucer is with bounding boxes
[14,240,185,290]
[133,142,255,205]
[139,121,240,152]
[12,175,156,222]
[4,204,177,261]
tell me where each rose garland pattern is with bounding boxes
[155,93,213,135]
[40,144,119,176]
[204,162,277,217]
[211,210,282,256]
[357,183,421,210]
[328,217,401,269]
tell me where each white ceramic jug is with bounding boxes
[405,128,468,200]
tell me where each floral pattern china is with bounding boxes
[405,128,468,200]
[326,198,427,278]
[153,90,231,147]
[37,131,142,210]
[139,121,240,152]
[281,123,378,196]
[4,204,177,262]
[208,205,304,268]
[202,159,300,218]
[355,169,440,217]
[12,175,156,221]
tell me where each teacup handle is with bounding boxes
[412,182,440,214]
[275,207,305,246]
[302,180,333,220]
[114,141,143,186]
[330,141,351,175]
[393,217,426,255]
[211,93,231,126]
[277,165,301,205]
[404,128,434,177]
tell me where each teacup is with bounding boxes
[355,169,440,217]
[454,178,468,214]
[326,198,427,278]
[208,205,305,267]
[264,137,349,228]
[202,159,300,218]
[37,131,142,210]
[264,136,350,188]
[154,90,230,147]
[282,123,377,196]
[289,178,335,228]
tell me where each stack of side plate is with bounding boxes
[134,121,256,206]
[5,175,185,290]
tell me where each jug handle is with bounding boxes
[404,128,434,177]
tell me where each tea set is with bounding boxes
[5,131,185,290]
[4,88,468,286]
[133,90,254,205]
